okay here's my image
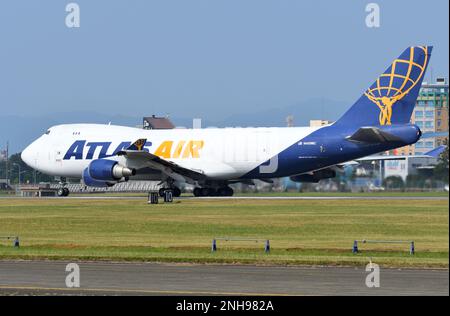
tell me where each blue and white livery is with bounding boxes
[21,46,433,197]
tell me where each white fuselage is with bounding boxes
[22,124,320,181]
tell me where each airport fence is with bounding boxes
[0,236,20,248]
[212,237,270,253]
[49,181,160,193]
[352,239,415,255]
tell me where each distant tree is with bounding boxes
[406,174,424,188]
[1,152,54,184]
[434,139,449,183]
[383,176,405,190]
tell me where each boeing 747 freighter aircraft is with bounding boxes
[22,46,433,197]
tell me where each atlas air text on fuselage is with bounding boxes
[63,140,204,160]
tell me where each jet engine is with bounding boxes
[88,159,136,181]
[82,168,113,188]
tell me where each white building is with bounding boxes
[309,120,334,127]
[384,156,438,182]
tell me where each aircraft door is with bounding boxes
[55,148,64,167]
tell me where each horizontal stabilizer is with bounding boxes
[424,145,446,158]
[346,127,402,144]
[351,145,447,163]
[421,131,449,139]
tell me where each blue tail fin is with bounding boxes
[336,46,432,127]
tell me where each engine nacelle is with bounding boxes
[82,168,112,188]
[88,159,136,181]
[290,169,336,183]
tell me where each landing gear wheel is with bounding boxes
[217,187,228,196]
[200,188,211,197]
[160,187,181,197]
[193,187,202,197]
[57,188,69,197]
[172,187,181,197]
[194,187,232,197]
[218,186,233,196]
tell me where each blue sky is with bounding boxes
[0,0,448,122]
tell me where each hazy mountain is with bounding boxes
[211,98,349,128]
[0,98,348,154]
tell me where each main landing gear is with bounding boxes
[159,186,181,197]
[193,186,234,197]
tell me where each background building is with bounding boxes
[143,115,175,130]
[309,120,334,127]
[398,77,449,155]
[384,156,439,182]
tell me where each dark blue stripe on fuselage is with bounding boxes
[241,124,420,179]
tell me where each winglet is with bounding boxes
[127,139,147,151]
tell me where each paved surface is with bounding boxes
[193,196,449,201]
[0,261,447,296]
[1,195,448,201]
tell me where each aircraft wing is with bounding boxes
[117,139,206,182]
[422,131,449,139]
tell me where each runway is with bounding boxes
[193,196,449,201]
[1,195,448,201]
[0,261,448,296]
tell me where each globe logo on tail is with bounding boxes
[364,46,429,125]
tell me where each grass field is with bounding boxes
[0,196,448,268]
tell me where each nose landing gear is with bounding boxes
[57,187,70,197]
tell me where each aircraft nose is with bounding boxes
[21,142,36,168]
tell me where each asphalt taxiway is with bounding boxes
[1,195,448,201]
[0,261,447,296]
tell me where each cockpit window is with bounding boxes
[45,130,51,135]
